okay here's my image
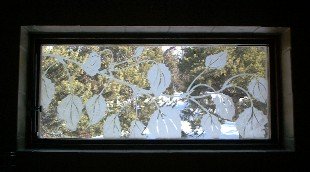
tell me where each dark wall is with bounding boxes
[0,0,308,171]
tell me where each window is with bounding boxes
[27,32,281,150]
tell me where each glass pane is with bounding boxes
[39,45,270,139]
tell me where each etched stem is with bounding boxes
[114,59,157,71]
[43,63,56,75]
[189,98,209,114]
[230,85,254,109]
[186,68,208,93]
[43,54,76,93]
[42,54,83,66]
[222,73,255,87]
[189,83,216,93]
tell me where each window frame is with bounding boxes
[27,33,282,151]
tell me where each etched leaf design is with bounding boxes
[103,114,121,138]
[82,52,101,76]
[133,46,144,59]
[235,107,268,139]
[129,120,146,139]
[147,106,181,138]
[205,51,228,69]
[211,93,235,120]
[201,114,221,138]
[248,77,268,103]
[41,76,55,110]
[85,94,107,125]
[147,63,171,96]
[57,94,83,131]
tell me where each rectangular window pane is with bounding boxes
[40,45,270,139]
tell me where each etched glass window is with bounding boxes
[40,45,270,139]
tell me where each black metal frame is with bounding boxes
[27,33,282,151]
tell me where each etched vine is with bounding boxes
[41,46,269,139]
